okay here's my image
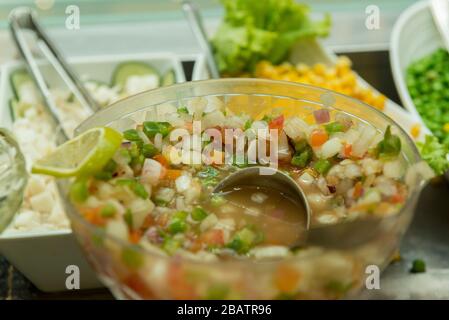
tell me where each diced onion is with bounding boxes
[352,125,376,157]
[321,137,342,159]
[313,109,330,124]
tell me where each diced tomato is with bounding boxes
[343,143,352,158]
[165,169,183,180]
[81,207,105,226]
[391,193,404,204]
[269,115,284,130]
[153,154,169,167]
[129,230,142,244]
[141,215,155,229]
[353,181,364,198]
[200,229,224,246]
[310,129,328,147]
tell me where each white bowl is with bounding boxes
[390,0,441,129]
[0,52,189,292]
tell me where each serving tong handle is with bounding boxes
[9,7,100,142]
[182,1,220,79]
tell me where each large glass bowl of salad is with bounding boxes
[58,79,429,299]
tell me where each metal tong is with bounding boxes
[9,7,100,142]
[182,1,220,79]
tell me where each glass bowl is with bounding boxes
[59,79,426,299]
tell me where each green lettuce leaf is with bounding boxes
[417,135,449,176]
[212,0,331,75]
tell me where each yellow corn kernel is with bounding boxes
[295,63,309,74]
[337,56,352,68]
[313,63,327,75]
[410,124,421,138]
[443,123,449,132]
[324,69,337,80]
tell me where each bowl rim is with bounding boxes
[66,78,424,267]
[389,0,431,124]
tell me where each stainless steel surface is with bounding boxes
[8,7,99,141]
[182,1,220,79]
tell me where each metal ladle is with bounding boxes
[213,166,391,249]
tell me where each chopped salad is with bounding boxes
[69,99,411,260]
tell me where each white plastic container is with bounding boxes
[390,0,441,129]
[0,52,188,292]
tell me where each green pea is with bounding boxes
[191,207,208,221]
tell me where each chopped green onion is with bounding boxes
[94,159,117,181]
[210,195,226,207]
[116,179,149,199]
[294,140,309,153]
[291,148,312,168]
[100,203,116,217]
[142,143,158,158]
[163,237,181,255]
[314,159,332,175]
[123,129,143,145]
[124,209,133,229]
[143,121,172,138]
[191,207,208,221]
[262,115,273,123]
[173,211,188,220]
[376,125,401,159]
[324,122,345,134]
[227,227,259,254]
[154,198,168,207]
[177,106,189,114]
[244,119,253,130]
[167,211,188,234]
[129,143,144,167]
[168,219,187,234]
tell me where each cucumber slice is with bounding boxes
[10,69,34,101]
[162,69,176,86]
[9,98,31,121]
[111,61,160,89]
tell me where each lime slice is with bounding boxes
[32,127,122,178]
